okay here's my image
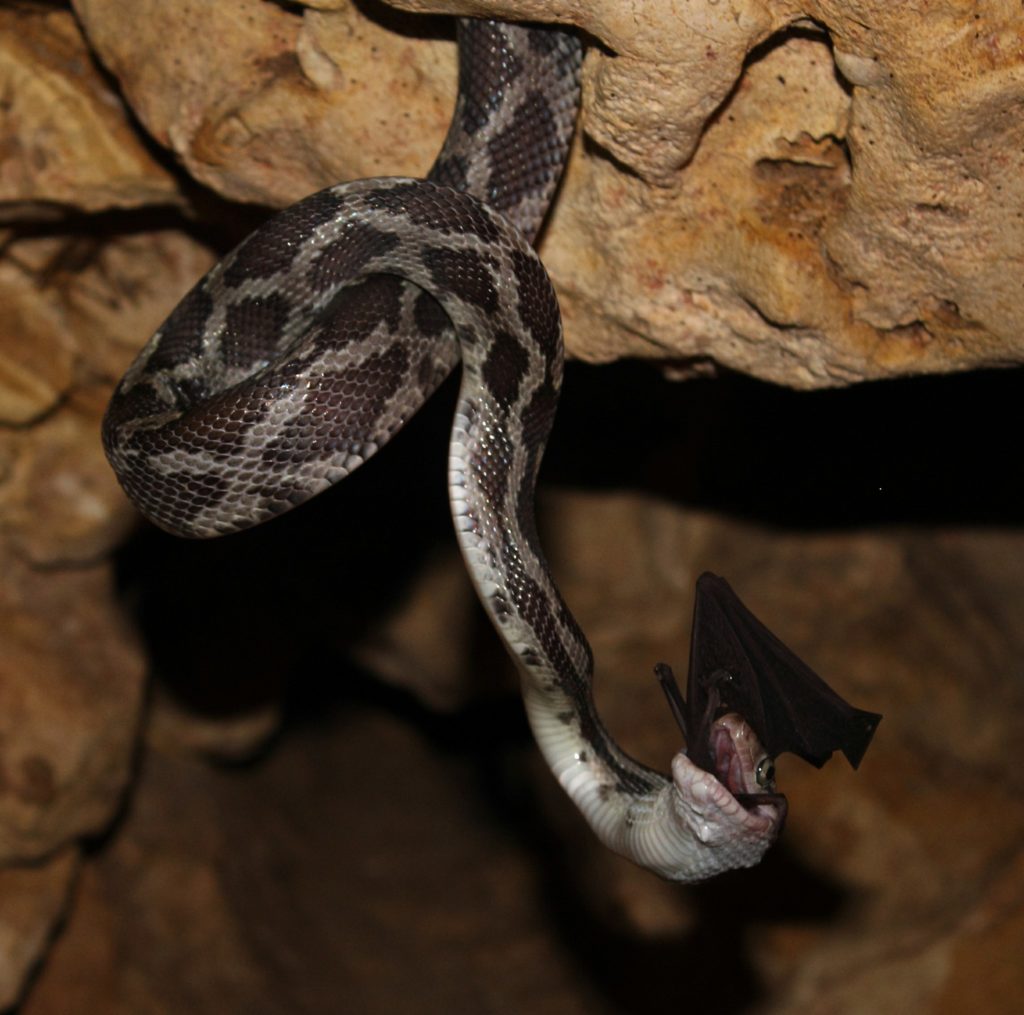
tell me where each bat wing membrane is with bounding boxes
[686,573,881,771]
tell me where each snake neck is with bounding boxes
[448,363,785,881]
[521,680,784,882]
[429,20,583,243]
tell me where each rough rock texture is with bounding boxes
[0,850,78,1011]
[0,5,216,1000]
[0,4,179,213]
[2,0,1024,1011]
[390,0,1024,385]
[67,0,1024,385]
[69,0,458,206]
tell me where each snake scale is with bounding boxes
[103,18,784,881]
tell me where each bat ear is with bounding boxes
[691,572,882,771]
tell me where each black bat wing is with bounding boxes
[680,572,881,774]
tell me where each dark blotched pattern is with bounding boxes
[142,287,213,376]
[423,246,499,314]
[308,224,400,293]
[432,21,581,240]
[485,90,558,215]
[223,193,345,286]
[223,294,291,370]
[368,181,503,245]
[481,328,528,406]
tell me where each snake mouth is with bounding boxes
[711,721,752,795]
[709,713,787,816]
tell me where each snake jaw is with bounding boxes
[658,715,786,878]
[708,713,774,796]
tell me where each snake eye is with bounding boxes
[755,756,776,788]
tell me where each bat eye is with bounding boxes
[755,756,776,788]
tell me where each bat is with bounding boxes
[656,572,881,800]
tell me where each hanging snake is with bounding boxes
[103,18,786,882]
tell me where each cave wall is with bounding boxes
[1,1,1023,1010]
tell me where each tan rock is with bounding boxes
[0,561,144,864]
[70,0,1020,385]
[0,227,217,552]
[932,849,1024,1014]
[72,0,456,205]
[0,555,143,1002]
[145,686,282,763]
[0,849,78,1012]
[0,5,178,212]
[2,403,133,566]
[0,286,72,425]
[351,549,488,711]
[0,207,193,999]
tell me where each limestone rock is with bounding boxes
[71,0,457,206]
[3,0,1024,1009]
[0,5,179,212]
[0,83,212,998]
[0,551,143,1002]
[387,1,1024,384]
[70,0,1024,384]
[0,850,78,1012]
[0,224,216,551]
[0,252,73,425]
[0,560,144,864]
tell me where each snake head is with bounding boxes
[659,714,786,880]
[622,710,786,883]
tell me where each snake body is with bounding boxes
[104,19,783,881]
